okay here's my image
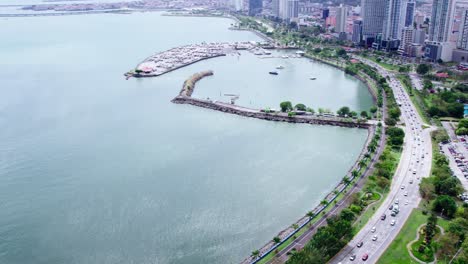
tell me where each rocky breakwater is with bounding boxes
[179,71,214,97]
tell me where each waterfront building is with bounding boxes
[352,20,363,44]
[248,0,262,16]
[335,4,348,33]
[458,9,468,50]
[428,0,456,42]
[361,0,386,43]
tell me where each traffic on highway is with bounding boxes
[331,59,433,264]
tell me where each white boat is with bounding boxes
[281,55,289,59]
[276,65,284,69]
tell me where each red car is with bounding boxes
[362,254,369,261]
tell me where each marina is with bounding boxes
[126,42,258,78]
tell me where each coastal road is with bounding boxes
[329,58,433,264]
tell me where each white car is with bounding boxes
[372,235,378,241]
[404,192,408,196]
[391,220,396,226]
[371,226,376,233]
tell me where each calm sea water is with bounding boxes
[0,13,370,264]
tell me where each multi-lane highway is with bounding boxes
[330,58,433,264]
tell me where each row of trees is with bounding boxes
[418,130,467,262]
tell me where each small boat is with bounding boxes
[281,55,289,59]
[264,51,272,55]
[310,77,316,80]
[276,65,284,69]
[269,71,279,75]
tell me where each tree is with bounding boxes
[447,103,464,118]
[385,117,397,126]
[337,48,347,57]
[417,64,431,75]
[360,111,369,119]
[423,79,434,90]
[388,107,401,120]
[342,176,351,184]
[280,101,293,112]
[295,103,307,111]
[273,236,281,243]
[352,170,359,178]
[425,213,438,245]
[370,106,378,115]
[251,250,260,260]
[307,107,316,114]
[306,211,314,219]
[350,111,358,118]
[428,106,440,117]
[432,195,457,218]
[339,208,355,222]
[337,106,351,117]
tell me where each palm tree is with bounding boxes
[273,236,281,244]
[352,170,359,178]
[306,211,314,219]
[321,199,329,206]
[251,250,260,260]
[292,223,299,230]
[342,176,351,184]
[358,159,366,168]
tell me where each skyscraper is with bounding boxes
[352,20,363,44]
[361,0,386,41]
[458,9,468,50]
[428,0,456,42]
[335,4,348,33]
[382,0,403,40]
[248,0,262,16]
[272,0,280,18]
[401,0,415,28]
[279,0,298,20]
[287,0,299,20]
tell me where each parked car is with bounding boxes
[381,214,386,220]
[357,242,363,248]
[350,254,356,261]
[362,254,369,261]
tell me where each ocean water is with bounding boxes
[0,12,370,264]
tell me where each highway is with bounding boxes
[330,58,433,264]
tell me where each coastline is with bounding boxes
[171,71,378,264]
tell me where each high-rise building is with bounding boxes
[279,0,298,20]
[458,9,468,50]
[287,0,299,20]
[335,4,348,33]
[401,0,415,28]
[382,0,403,40]
[361,0,386,41]
[272,0,280,17]
[398,27,414,53]
[413,29,426,44]
[322,8,330,20]
[352,20,363,44]
[248,0,262,16]
[428,0,456,42]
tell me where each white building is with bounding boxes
[335,4,348,33]
[279,0,298,20]
[383,0,403,40]
[399,27,414,53]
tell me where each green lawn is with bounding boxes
[377,209,450,264]
[368,57,400,71]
